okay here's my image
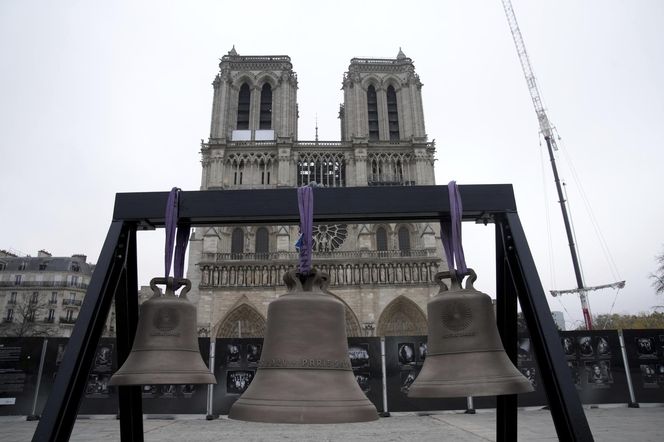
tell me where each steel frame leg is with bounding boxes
[500,213,594,441]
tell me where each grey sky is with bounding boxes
[1,0,663,329]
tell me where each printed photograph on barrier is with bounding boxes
[585,361,613,388]
[355,372,371,393]
[226,343,241,365]
[519,367,537,389]
[398,343,415,366]
[578,336,594,358]
[348,344,370,368]
[418,342,427,361]
[639,364,658,388]
[636,337,657,359]
[142,385,159,398]
[518,338,532,361]
[596,337,611,357]
[246,344,261,364]
[400,368,419,394]
[562,336,575,358]
[85,374,111,397]
[227,370,254,395]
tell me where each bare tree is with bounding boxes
[650,249,664,295]
[0,293,57,337]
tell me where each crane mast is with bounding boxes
[500,0,599,329]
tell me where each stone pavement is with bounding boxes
[3,406,663,441]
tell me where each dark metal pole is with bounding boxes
[544,136,592,329]
[495,221,518,441]
[504,212,593,441]
[114,225,144,441]
[33,221,128,442]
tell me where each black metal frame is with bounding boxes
[32,185,593,441]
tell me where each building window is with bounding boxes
[259,83,272,129]
[39,262,48,271]
[376,227,388,252]
[0,263,5,271]
[398,226,411,256]
[255,227,269,258]
[14,275,22,285]
[71,262,80,272]
[18,262,26,271]
[237,83,251,130]
[387,85,400,140]
[5,309,13,322]
[9,292,17,304]
[65,310,74,321]
[367,85,379,141]
[31,292,39,304]
[70,275,79,287]
[51,292,58,304]
[47,309,55,322]
[27,310,35,322]
[69,292,76,301]
[231,228,244,258]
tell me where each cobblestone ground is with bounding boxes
[2,406,663,442]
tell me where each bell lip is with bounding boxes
[228,401,379,424]
[407,375,534,398]
[109,372,217,386]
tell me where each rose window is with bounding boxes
[312,224,348,252]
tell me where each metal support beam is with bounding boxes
[495,221,518,441]
[502,212,593,441]
[33,221,128,442]
[115,226,144,441]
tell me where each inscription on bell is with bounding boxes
[258,358,351,370]
[441,301,473,332]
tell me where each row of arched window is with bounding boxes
[229,226,411,256]
[236,83,273,130]
[367,85,400,141]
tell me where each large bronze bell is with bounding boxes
[109,277,216,386]
[408,269,533,398]
[229,269,378,423]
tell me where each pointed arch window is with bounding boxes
[231,228,244,258]
[376,227,388,252]
[398,226,411,257]
[367,85,379,141]
[255,227,269,258]
[387,85,399,140]
[237,83,251,130]
[259,83,272,129]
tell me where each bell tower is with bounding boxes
[340,49,426,143]
[209,46,298,143]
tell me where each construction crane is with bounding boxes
[500,0,625,330]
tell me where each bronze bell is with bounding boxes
[109,277,216,386]
[408,269,533,398]
[229,269,378,423]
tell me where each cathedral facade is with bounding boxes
[186,48,446,339]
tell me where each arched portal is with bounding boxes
[376,296,427,336]
[216,303,266,338]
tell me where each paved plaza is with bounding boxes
[2,405,663,441]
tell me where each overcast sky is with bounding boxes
[1,0,663,329]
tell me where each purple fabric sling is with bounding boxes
[440,181,468,275]
[297,186,314,275]
[164,187,191,282]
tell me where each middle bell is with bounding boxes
[228,269,378,423]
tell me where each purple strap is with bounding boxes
[164,187,190,280]
[440,181,468,275]
[297,186,314,275]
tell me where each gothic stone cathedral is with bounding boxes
[186,48,447,339]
